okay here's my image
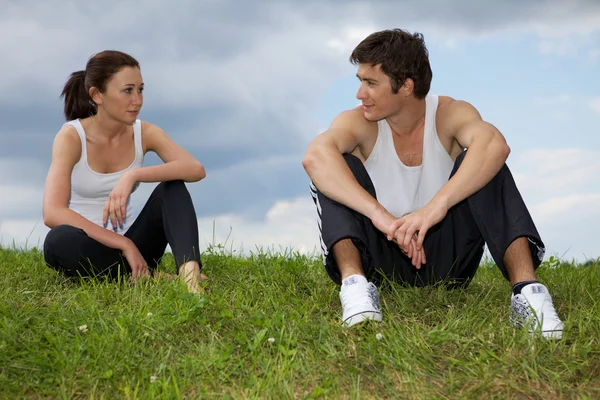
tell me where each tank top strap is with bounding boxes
[64,119,88,161]
[133,119,144,158]
[424,95,439,139]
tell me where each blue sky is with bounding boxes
[0,0,598,262]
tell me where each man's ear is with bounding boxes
[402,78,415,97]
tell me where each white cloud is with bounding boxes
[539,39,577,57]
[326,27,377,53]
[511,149,600,197]
[526,4,600,38]
[0,219,49,250]
[3,179,598,263]
[0,184,43,219]
[511,148,600,260]
[1,1,600,264]
[533,193,600,223]
[3,1,600,107]
[528,193,600,261]
[0,196,322,258]
[588,97,600,113]
[197,196,320,255]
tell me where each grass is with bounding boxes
[0,244,599,399]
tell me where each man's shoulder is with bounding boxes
[437,95,462,114]
[336,106,371,123]
[437,96,480,117]
[331,106,378,134]
[436,96,482,131]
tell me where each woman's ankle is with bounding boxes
[178,261,207,293]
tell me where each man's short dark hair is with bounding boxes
[350,29,433,99]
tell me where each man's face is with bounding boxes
[355,63,402,121]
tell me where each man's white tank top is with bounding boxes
[65,119,144,234]
[364,95,455,218]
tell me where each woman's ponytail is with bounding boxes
[60,70,96,121]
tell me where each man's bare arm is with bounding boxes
[390,99,510,252]
[305,109,427,267]
[302,110,382,219]
[432,100,510,211]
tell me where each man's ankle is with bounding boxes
[512,280,539,295]
[341,274,367,287]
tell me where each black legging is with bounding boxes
[43,180,202,279]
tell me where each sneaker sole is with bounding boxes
[343,311,382,327]
[513,323,564,340]
[542,329,563,340]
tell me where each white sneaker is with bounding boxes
[340,275,382,327]
[510,283,564,339]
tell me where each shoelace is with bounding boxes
[341,285,372,307]
[539,299,560,322]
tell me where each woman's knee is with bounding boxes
[44,224,82,250]
[156,180,189,196]
[43,225,84,270]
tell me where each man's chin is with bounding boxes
[363,111,379,122]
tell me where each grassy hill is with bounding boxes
[0,245,598,399]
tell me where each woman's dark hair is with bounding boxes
[60,50,140,121]
[350,29,433,99]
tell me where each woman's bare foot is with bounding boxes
[178,261,208,294]
[154,271,177,280]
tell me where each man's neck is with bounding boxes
[386,97,426,137]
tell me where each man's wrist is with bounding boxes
[367,202,386,220]
[432,194,451,212]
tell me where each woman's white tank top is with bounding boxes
[65,119,144,234]
[364,95,455,218]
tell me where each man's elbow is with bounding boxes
[302,147,319,174]
[486,127,510,162]
[496,135,511,161]
[503,143,511,159]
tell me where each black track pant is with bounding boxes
[43,180,202,279]
[310,152,545,287]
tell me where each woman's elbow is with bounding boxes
[194,161,206,181]
[42,207,56,229]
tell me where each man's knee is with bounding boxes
[342,153,363,171]
[341,153,376,196]
[450,150,467,177]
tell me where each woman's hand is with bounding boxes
[120,237,149,279]
[103,170,137,230]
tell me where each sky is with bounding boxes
[0,0,599,263]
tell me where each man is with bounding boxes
[302,29,563,339]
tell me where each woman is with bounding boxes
[42,50,207,293]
